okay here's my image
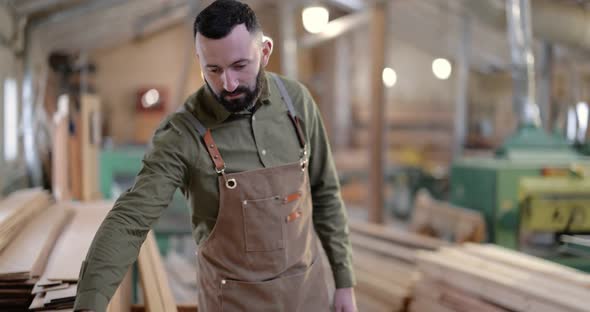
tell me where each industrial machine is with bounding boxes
[450,0,590,271]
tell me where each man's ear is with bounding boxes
[261,35,273,67]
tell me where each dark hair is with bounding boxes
[194,0,260,39]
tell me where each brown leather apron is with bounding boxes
[184,74,330,311]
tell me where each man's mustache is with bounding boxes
[222,87,250,97]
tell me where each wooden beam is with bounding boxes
[138,231,178,312]
[348,219,446,250]
[367,3,386,224]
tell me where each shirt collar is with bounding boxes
[187,72,272,127]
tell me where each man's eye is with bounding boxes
[234,64,246,70]
[209,68,221,74]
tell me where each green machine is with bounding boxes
[451,127,590,271]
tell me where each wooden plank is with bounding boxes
[0,204,73,280]
[52,109,71,201]
[107,268,132,312]
[352,250,418,288]
[0,189,51,254]
[348,219,446,250]
[350,233,416,263]
[463,243,590,288]
[68,114,82,200]
[43,284,76,305]
[355,290,395,312]
[137,231,177,312]
[32,283,70,295]
[355,270,406,311]
[80,94,101,201]
[409,298,457,312]
[131,304,198,312]
[414,277,510,312]
[43,202,112,281]
[411,190,486,243]
[416,250,589,312]
[437,247,590,307]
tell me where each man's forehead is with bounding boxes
[196,24,259,57]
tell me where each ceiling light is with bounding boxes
[302,6,329,34]
[432,58,452,80]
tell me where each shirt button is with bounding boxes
[261,149,267,156]
[252,116,256,121]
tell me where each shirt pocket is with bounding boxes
[242,196,285,252]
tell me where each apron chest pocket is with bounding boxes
[242,196,285,252]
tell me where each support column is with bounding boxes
[368,3,386,224]
[453,13,471,158]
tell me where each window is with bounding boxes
[4,78,17,161]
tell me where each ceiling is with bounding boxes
[3,0,588,73]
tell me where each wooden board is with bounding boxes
[416,250,590,312]
[0,204,72,280]
[411,190,486,243]
[354,268,409,310]
[43,285,76,305]
[462,243,590,288]
[352,250,418,288]
[355,290,397,312]
[414,277,510,312]
[137,231,177,312]
[350,233,417,263]
[437,247,590,307]
[0,189,51,254]
[32,283,71,295]
[80,94,102,201]
[107,268,132,312]
[408,298,457,312]
[43,202,112,281]
[69,113,82,200]
[348,219,446,250]
[52,110,71,201]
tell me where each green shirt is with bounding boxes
[74,72,355,312]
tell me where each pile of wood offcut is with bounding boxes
[412,243,590,312]
[348,220,447,311]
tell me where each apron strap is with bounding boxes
[270,74,307,150]
[178,106,226,174]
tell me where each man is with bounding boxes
[74,0,356,311]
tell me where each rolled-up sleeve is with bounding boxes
[74,118,190,312]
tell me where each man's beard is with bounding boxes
[206,67,265,113]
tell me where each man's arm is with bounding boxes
[301,85,355,289]
[74,118,190,312]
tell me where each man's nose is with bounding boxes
[222,70,239,92]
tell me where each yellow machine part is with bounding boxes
[520,170,590,232]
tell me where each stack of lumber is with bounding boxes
[0,189,53,253]
[0,189,55,311]
[348,220,447,311]
[411,190,486,243]
[412,243,590,312]
[29,201,133,312]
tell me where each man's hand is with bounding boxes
[333,287,357,312]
